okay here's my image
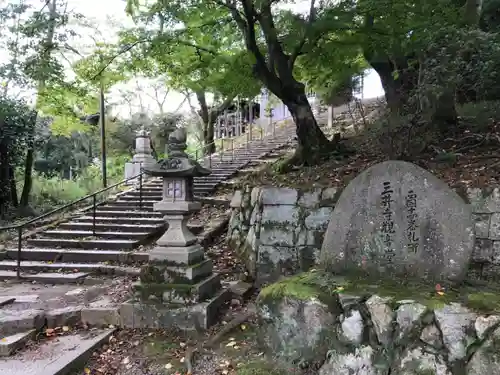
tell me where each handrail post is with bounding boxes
[208,146,212,169]
[272,120,276,139]
[220,139,223,163]
[231,138,234,162]
[92,194,97,235]
[139,172,143,210]
[16,227,22,279]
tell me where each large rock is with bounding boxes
[434,303,477,362]
[319,346,381,375]
[394,347,452,375]
[320,160,475,283]
[467,326,500,375]
[256,272,342,366]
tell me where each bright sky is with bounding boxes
[2,0,385,117]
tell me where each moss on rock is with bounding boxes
[257,269,343,308]
[258,269,500,314]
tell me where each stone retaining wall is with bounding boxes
[256,270,500,375]
[227,186,500,285]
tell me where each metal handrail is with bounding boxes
[187,121,274,167]
[0,170,147,279]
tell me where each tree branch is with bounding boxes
[289,0,317,68]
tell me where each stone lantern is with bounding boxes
[124,126,155,183]
[120,127,230,330]
[132,127,155,167]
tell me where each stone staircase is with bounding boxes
[0,124,295,283]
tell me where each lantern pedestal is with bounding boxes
[119,127,230,330]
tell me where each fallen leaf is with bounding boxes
[84,368,91,374]
[165,363,173,369]
[240,324,246,331]
[437,291,445,296]
[180,357,185,363]
[226,341,236,347]
[62,326,70,332]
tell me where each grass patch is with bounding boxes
[236,360,289,375]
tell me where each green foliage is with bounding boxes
[30,156,128,213]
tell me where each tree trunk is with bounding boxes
[196,91,233,156]
[203,118,216,155]
[0,147,11,219]
[432,90,458,134]
[368,58,418,113]
[284,93,332,165]
[19,148,34,207]
[9,166,18,208]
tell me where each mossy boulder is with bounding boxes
[256,270,343,367]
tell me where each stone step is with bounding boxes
[5,248,147,263]
[41,230,150,240]
[74,216,165,225]
[26,238,139,250]
[119,194,162,201]
[95,205,155,212]
[0,330,36,357]
[94,209,162,217]
[0,261,141,276]
[0,270,89,284]
[57,222,163,233]
[120,192,163,201]
[109,200,156,207]
[0,329,114,374]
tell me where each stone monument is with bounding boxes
[124,126,156,184]
[320,160,475,283]
[120,127,231,330]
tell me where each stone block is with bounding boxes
[0,329,36,357]
[149,243,204,265]
[0,309,45,336]
[320,187,339,205]
[261,205,300,226]
[81,307,121,327]
[249,205,261,226]
[493,241,500,264]
[490,213,500,239]
[250,187,262,207]
[473,239,493,263]
[298,246,319,271]
[230,190,242,208]
[297,189,321,208]
[259,227,294,246]
[296,229,325,248]
[46,306,82,328]
[257,245,299,284]
[304,207,333,230]
[467,188,500,213]
[473,213,492,238]
[162,273,221,304]
[261,188,298,205]
[165,259,213,283]
[119,288,231,330]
